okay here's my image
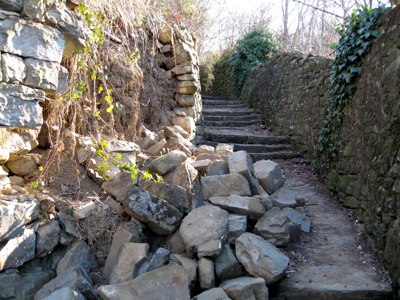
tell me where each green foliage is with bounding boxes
[230,28,277,97]
[315,6,384,172]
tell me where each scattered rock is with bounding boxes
[0,228,36,271]
[146,150,187,175]
[20,270,55,300]
[270,186,298,209]
[109,243,149,284]
[124,187,183,235]
[254,160,286,195]
[0,272,23,300]
[103,196,124,215]
[254,207,290,247]
[180,205,229,258]
[215,243,242,281]
[56,241,98,275]
[209,195,265,221]
[102,219,143,279]
[97,265,190,300]
[201,173,251,200]
[196,153,227,161]
[227,214,247,245]
[166,230,186,254]
[172,125,190,139]
[228,151,263,195]
[220,277,268,300]
[216,143,234,155]
[170,254,198,292]
[193,145,215,156]
[142,247,170,273]
[34,264,97,300]
[206,160,230,176]
[142,181,186,208]
[191,159,211,173]
[193,288,231,300]
[282,207,311,233]
[102,172,136,201]
[41,287,85,300]
[72,201,97,219]
[198,257,215,291]
[235,233,289,284]
[36,220,60,257]
[147,138,166,156]
[6,153,42,176]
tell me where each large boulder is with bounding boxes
[0,18,64,62]
[254,160,286,194]
[228,151,263,195]
[235,233,289,285]
[180,205,229,258]
[254,207,290,247]
[201,173,251,200]
[109,243,149,284]
[0,83,44,130]
[123,187,183,235]
[209,195,265,221]
[97,265,190,300]
[102,219,143,279]
[146,150,187,175]
[0,228,36,271]
[220,277,269,300]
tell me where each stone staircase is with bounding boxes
[201,95,302,162]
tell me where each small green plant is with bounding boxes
[315,6,384,172]
[230,28,277,97]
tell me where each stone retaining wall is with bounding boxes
[240,6,400,291]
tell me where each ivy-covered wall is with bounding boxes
[240,6,400,291]
[241,51,332,159]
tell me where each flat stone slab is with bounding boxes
[204,120,260,127]
[204,129,290,145]
[204,114,261,122]
[275,266,392,300]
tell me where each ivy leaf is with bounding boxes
[350,67,362,75]
[348,55,357,62]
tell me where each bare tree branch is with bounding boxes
[292,0,344,18]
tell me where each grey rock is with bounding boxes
[41,287,85,300]
[109,243,149,284]
[0,272,23,300]
[0,126,10,163]
[256,194,273,211]
[209,195,265,221]
[6,153,41,176]
[123,187,183,235]
[191,159,211,173]
[36,220,60,257]
[106,140,140,152]
[228,151,263,195]
[9,129,39,159]
[180,205,228,258]
[170,254,198,293]
[34,264,97,300]
[176,94,195,106]
[254,207,290,247]
[216,143,234,155]
[56,241,98,275]
[165,230,186,254]
[220,277,268,300]
[1,52,26,83]
[102,172,136,201]
[270,186,298,209]
[0,228,36,271]
[103,196,124,215]
[97,265,190,300]
[146,150,187,175]
[142,179,186,208]
[282,207,311,233]
[0,199,25,242]
[147,138,166,156]
[235,233,289,285]
[196,153,227,161]
[228,214,247,244]
[21,0,46,22]
[0,0,23,11]
[193,288,232,300]
[0,18,64,62]
[254,160,286,194]
[20,270,55,300]
[198,257,215,290]
[201,173,251,200]
[102,219,143,279]
[215,243,242,281]
[0,83,44,130]
[24,58,68,93]
[193,145,215,156]
[206,160,230,176]
[146,247,170,273]
[45,2,88,56]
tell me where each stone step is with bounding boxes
[204,120,260,127]
[250,152,302,162]
[201,95,225,100]
[203,103,246,109]
[202,100,242,106]
[202,109,256,116]
[204,141,295,153]
[204,130,291,145]
[203,115,261,122]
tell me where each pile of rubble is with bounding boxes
[0,125,311,300]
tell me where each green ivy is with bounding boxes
[315,6,385,172]
[230,28,277,97]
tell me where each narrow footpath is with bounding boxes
[201,95,393,300]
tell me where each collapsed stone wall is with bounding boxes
[239,6,400,290]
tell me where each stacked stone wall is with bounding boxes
[239,6,400,290]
